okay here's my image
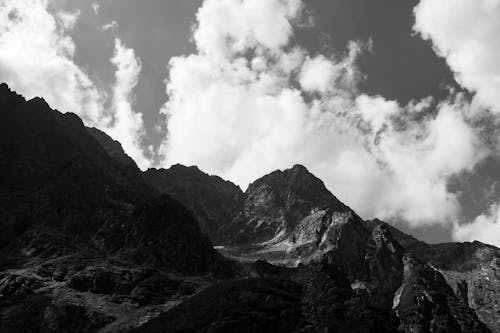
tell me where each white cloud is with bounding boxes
[102,20,118,31]
[362,97,487,225]
[299,55,339,94]
[0,0,151,169]
[56,10,80,30]
[192,0,303,60]
[0,0,105,124]
[414,0,500,241]
[453,203,500,247]
[160,0,486,226]
[92,2,99,15]
[414,0,500,113]
[108,38,150,169]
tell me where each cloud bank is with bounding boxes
[160,0,486,227]
[414,0,500,246]
[414,0,500,114]
[0,0,150,169]
[453,203,500,247]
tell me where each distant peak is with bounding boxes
[290,164,309,172]
[0,83,26,102]
[171,163,200,171]
[282,164,318,181]
[28,96,49,108]
[0,82,10,91]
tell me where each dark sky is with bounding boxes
[299,0,457,103]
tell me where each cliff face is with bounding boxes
[367,219,500,332]
[144,165,244,245]
[0,84,230,332]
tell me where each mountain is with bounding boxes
[0,83,231,332]
[146,162,499,332]
[234,164,352,244]
[366,219,500,331]
[144,165,244,245]
[144,164,359,251]
[1,83,499,332]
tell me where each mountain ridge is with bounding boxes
[1,83,499,332]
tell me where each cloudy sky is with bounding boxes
[1,0,500,246]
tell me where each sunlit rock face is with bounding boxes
[365,224,405,309]
[237,164,351,244]
[393,255,491,333]
[441,258,500,332]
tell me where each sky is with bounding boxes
[1,0,500,246]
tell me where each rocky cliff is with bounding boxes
[144,165,244,245]
[0,83,231,332]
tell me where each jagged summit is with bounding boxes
[144,162,352,246]
[144,164,244,245]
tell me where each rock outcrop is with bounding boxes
[144,165,244,245]
[234,164,350,244]
[368,219,500,332]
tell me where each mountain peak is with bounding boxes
[289,163,309,173]
[0,82,10,92]
[234,165,352,244]
[144,164,244,245]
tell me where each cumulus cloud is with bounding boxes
[0,0,105,124]
[453,203,500,247]
[361,97,487,224]
[192,0,303,60]
[108,38,150,169]
[0,0,151,169]
[414,0,500,240]
[414,0,500,113]
[160,0,486,226]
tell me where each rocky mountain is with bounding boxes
[144,163,357,250]
[234,164,353,244]
[144,165,244,245]
[365,219,500,331]
[1,83,499,332]
[0,83,231,332]
[145,163,499,332]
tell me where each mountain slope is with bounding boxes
[234,164,352,244]
[144,161,499,332]
[0,83,230,332]
[144,165,244,245]
[366,219,500,332]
